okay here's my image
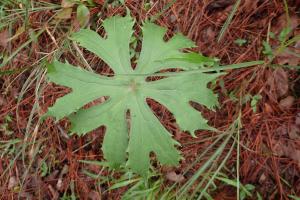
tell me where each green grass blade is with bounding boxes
[0,29,44,68]
[109,178,141,190]
[217,0,241,42]
[177,133,232,199]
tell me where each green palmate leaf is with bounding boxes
[45,14,222,175]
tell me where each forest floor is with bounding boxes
[0,0,300,199]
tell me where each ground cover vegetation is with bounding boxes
[0,0,300,199]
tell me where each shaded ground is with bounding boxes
[0,0,300,199]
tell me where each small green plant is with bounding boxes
[234,38,247,46]
[250,94,262,113]
[262,40,273,59]
[215,175,257,200]
[40,160,49,177]
[289,195,300,200]
[262,25,300,67]
[81,160,167,199]
[110,171,163,200]
[45,14,262,176]
[45,14,221,175]
[0,115,13,135]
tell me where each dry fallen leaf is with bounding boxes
[264,103,273,113]
[88,191,102,200]
[267,69,288,102]
[279,96,295,110]
[8,176,18,190]
[275,125,288,136]
[61,0,75,8]
[273,141,285,157]
[283,142,300,165]
[56,179,63,190]
[276,47,300,66]
[271,13,300,35]
[259,173,267,184]
[241,0,258,12]
[273,68,289,98]
[0,29,8,48]
[205,26,216,42]
[273,140,300,165]
[165,171,185,183]
[290,150,300,165]
[289,125,300,140]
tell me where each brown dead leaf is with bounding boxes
[283,142,300,165]
[273,140,300,165]
[241,0,258,12]
[0,29,8,48]
[205,26,216,41]
[88,191,102,200]
[56,178,63,191]
[61,0,75,8]
[271,13,300,35]
[275,125,288,136]
[165,171,185,183]
[290,150,300,165]
[273,68,289,98]
[276,48,300,66]
[8,176,18,190]
[279,96,295,110]
[289,125,300,140]
[259,173,267,184]
[266,69,288,101]
[264,103,273,113]
[273,141,285,157]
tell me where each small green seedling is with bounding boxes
[40,160,49,177]
[45,14,221,175]
[262,41,273,59]
[262,26,300,66]
[278,27,292,43]
[250,94,262,113]
[234,38,247,46]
